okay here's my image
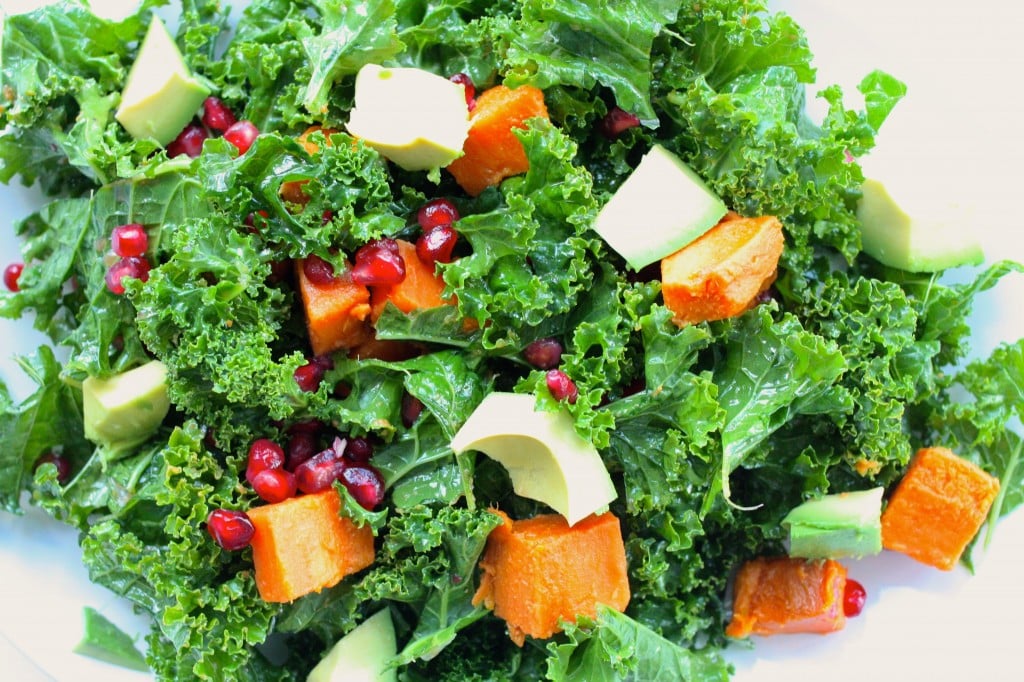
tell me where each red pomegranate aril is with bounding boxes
[546,369,578,404]
[286,431,319,471]
[294,361,327,392]
[268,259,292,285]
[206,509,255,551]
[417,198,460,231]
[523,337,563,370]
[105,256,151,295]
[416,225,458,265]
[351,238,406,286]
[4,262,24,292]
[288,418,324,435]
[449,73,475,108]
[223,120,259,154]
[340,464,385,510]
[246,438,286,485]
[111,223,149,258]
[599,106,641,139]
[202,96,237,132]
[251,468,297,504]
[344,436,374,464]
[34,451,72,485]
[167,123,208,158]
[401,392,424,428]
[843,578,867,618]
[302,254,339,286]
[294,438,348,494]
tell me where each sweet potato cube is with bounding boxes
[881,446,1000,570]
[446,84,549,196]
[472,510,630,646]
[369,239,451,323]
[660,213,784,327]
[726,556,847,638]
[248,490,375,603]
[297,258,372,356]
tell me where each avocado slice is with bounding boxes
[857,177,984,272]
[591,144,727,271]
[115,16,211,146]
[783,487,884,560]
[450,392,617,526]
[346,64,470,172]
[307,608,397,682]
[83,360,171,450]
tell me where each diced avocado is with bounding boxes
[592,144,728,271]
[307,608,397,682]
[857,177,984,272]
[83,360,171,450]
[783,487,884,560]
[346,64,470,171]
[450,392,617,526]
[73,606,149,673]
[115,16,211,146]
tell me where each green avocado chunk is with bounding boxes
[115,16,211,146]
[82,360,170,450]
[591,144,727,271]
[857,177,984,272]
[450,392,617,526]
[307,608,397,682]
[783,487,884,560]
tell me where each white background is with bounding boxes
[2,1,1023,680]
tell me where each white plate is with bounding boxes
[2,1,1022,680]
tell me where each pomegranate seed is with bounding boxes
[449,73,475,109]
[302,254,338,286]
[246,438,285,485]
[206,509,255,551]
[416,225,458,265]
[351,238,406,286]
[294,438,347,494]
[286,431,320,471]
[167,123,208,158]
[312,354,335,372]
[340,464,385,510]
[344,437,374,464]
[401,393,423,428]
[33,451,72,485]
[202,96,237,132]
[267,259,292,285]
[523,338,563,370]
[546,369,578,404]
[288,419,324,435]
[111,223,148,258]
[244,210,270,233]
[223,120,259,154]
[294,361,327,392]
[417,198,460,231]
[251,468,297,503]
[4,263,24,292]
[843,579,867,618]
[105,256,150,295]
[599,106,641,139]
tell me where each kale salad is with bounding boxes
[2,1,1023,680]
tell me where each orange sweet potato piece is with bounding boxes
[446,84,549,196]
[726,556,847,638]
[369,239,451,323]
[881,446,1000,570]
[660,212,784,327]
[247,489,375,603]
[472,510,630,646]
[297,258,373,356]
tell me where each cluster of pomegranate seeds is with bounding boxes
[245,438,286,485]
[202,96,237,132]
[105,256,151,295]
[449,72,476,109]
[4,262,24,292]
[415,198,461,265]
[351,238,406,286]
[111,223,148,258]
[294,355,334,392]
[167,123,208,158]
[303,254,339,285]
[546,368,579,404]
[33,451,72,485]
[206,508,255,551]
[417,198,461,230]
[843,578,867,617]
[523,337,564,370]
[223,120,260,155]
[599,106,641,139]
